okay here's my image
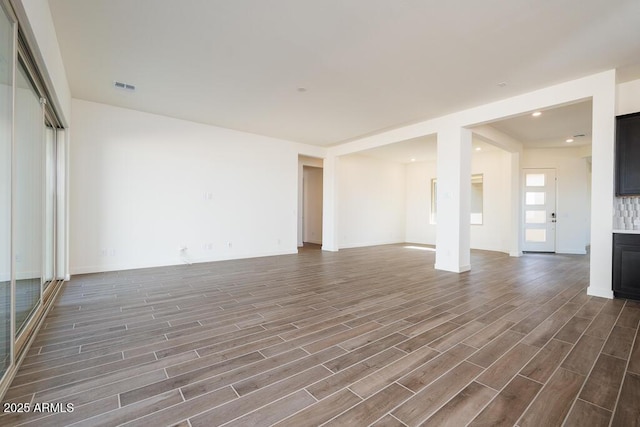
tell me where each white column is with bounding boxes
[322,155,339,252]
[297,160,304,247]
[435,126,472,272]
[509,151,522,257]
[588,74,616,298]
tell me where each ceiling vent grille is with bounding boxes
[114,81,136,91]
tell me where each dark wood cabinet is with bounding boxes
[616,112,640,196]
[613,233,640,300]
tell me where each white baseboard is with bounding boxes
[556,249,588,255]
[303,239,322,245]
[587,286,613,299]
[70,249,299,275]
[434,263,471,273]
[339,239,404,250]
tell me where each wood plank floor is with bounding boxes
[2,244,639,426]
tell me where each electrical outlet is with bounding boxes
[101,248,107,257]
[227,242,232,249]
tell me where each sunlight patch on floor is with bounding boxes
[403,245,436,252]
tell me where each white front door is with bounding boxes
[523,169,557,252]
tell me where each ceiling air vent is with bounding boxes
[114,81,136,91]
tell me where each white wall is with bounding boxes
[617,78,640,116]
[303,166,323,244]
[338,154,405,248]
[405,159,437,245]
[522,147,590,254]
[70,99,309,274]
[470,150,512,252]
[404,148,512,253]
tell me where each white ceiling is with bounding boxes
[357,135,499,164]
[489,100,593,148]
[359,100,594,163]
[491,100,592,148]
[48,0,640,146]
[358,134,438,164]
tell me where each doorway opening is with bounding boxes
[298,156,323,250]
[302,166,323,245]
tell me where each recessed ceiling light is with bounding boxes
[497,82,507,87]
[566,138,574,143]
[475,147,482,151]
[410,158,416,162]
[532,111,542,117]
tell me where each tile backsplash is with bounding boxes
[614,196,640,230]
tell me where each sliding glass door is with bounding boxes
[14,61,44,335]
[0,1,66,397]
[0,1,13,379]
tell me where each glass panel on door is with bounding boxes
[525,174,545,187]
[525,192,545,205]
[525,210,547,224]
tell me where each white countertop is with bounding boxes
[613,229,640,234]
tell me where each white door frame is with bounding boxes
[522,168,557,252]
[302,166,323,245]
